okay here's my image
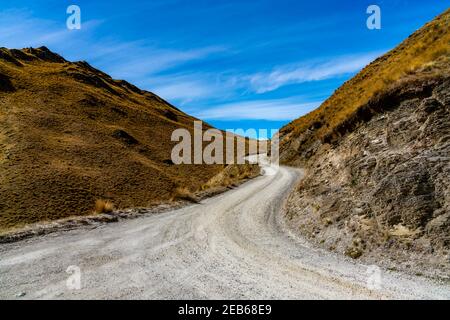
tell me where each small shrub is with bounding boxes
[94,199,114,214]
[172,187,198,203]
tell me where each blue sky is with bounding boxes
[0,0,448,137]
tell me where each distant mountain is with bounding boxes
[0,46,228,231]
[280,9,449,277]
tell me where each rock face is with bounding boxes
[283,65,450,277]
[279,9,450,277]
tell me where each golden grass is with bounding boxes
[201,163,260,190]
[172,187,198,203]
[389,224,422,238]
[0,46,234,230]
[280,9,450,158]
[94,199,114,214]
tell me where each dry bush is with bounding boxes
[172,187,199,203]
[94,199,114,214]
[389,224,422,237]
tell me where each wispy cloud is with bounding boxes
[142,70,249,106]
[138,72,223,105]
[147,52,381,105]
[101,45,226,80]
[0,9,102,50]
[0,7,382,124]
[248,52,381,93]
[0,9,226,85]
[151,80,215,104]
[193,98,320,121]
[0,9,231,107]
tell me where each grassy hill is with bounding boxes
[0,46,247,231]
[279,8,450,164]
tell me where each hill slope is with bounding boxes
[0,47,233,231]
[280,10,450,277]
[279,9,449,163]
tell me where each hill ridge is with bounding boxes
[279,8,450,164]
[0,45,225,230]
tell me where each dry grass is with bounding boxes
[280,9,450,162]
[201,163,260,190]
[94,199,114,214]
[172,187,199,203]
[389,224,422,238]
[0,46,235,230]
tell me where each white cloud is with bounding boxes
[152,81,214,104]
[103,45,226,79]
[0,9,102,50]
[248,52,380,93]
[0,9,382,123]
[193,98,320,121]
[138,71,225,105]
[145,52,381,105]
[0,9,226,82]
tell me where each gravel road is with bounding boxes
[0,158,449,299]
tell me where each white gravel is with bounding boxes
[0,159,449,299]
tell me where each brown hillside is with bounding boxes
[0,46,232,231]
[279,9,450,164]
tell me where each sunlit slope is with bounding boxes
[0,46,227,230]
[280,9,449,163]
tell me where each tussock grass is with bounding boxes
[94,199,114,214]
[202,163,260,190]
[0,45,237,230]
[389,224,422,238]
[172,187,199,203]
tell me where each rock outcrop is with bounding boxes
[283,61,449,278]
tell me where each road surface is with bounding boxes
[0,157,449,299]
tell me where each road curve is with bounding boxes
[0,160,449,299]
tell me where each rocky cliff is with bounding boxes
[280,10,450,278]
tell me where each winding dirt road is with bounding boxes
[0,158,449,299]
